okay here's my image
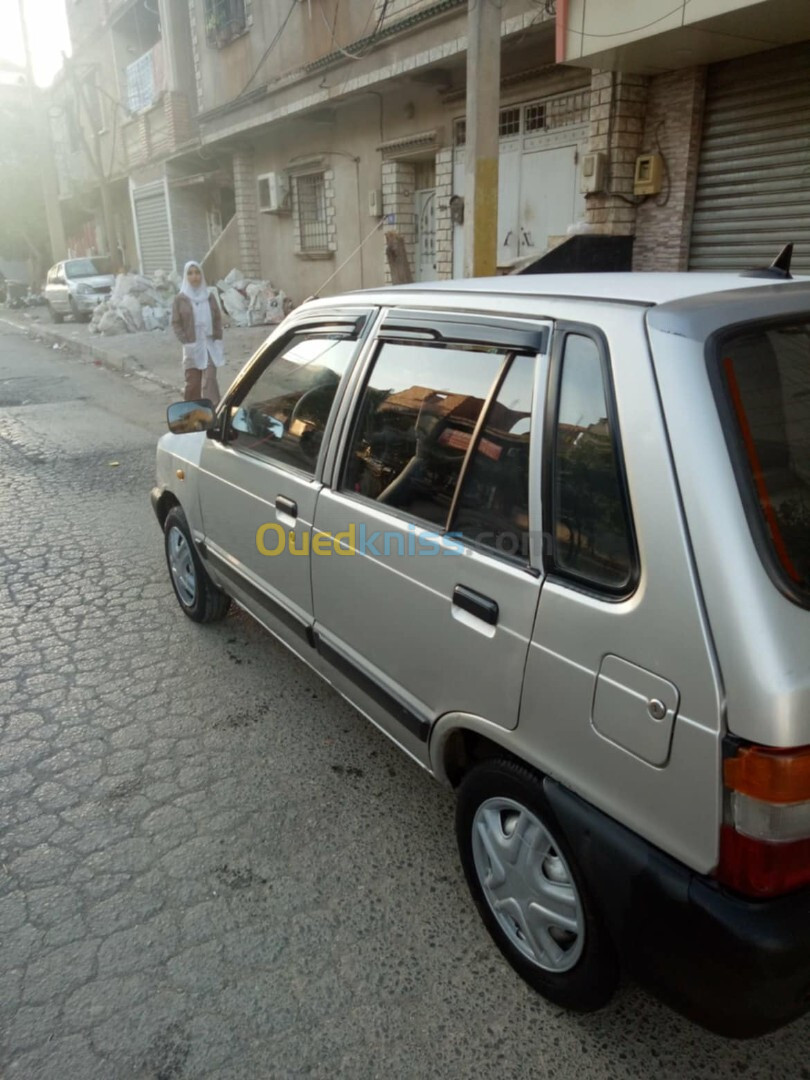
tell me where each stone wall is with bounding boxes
[381,160,416,283]
[633,67,707,271]
[584,71,648,236]
[232,148,261,278]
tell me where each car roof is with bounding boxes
[349,272,809,308]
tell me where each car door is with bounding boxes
[311,309,551,763]
[518,320,723,871]
[196,309,373,650]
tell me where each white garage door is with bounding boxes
[133,184,173,275]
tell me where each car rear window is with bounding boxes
[719,319,810,602]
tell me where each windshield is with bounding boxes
[65,257,112,279]
[720,319,810,601]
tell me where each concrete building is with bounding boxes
[50,0,221,272]
[189,1,593,297]
[51,0,810,294]
[561,0,810,272]
[49,1,133,264]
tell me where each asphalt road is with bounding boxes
[1,322,809,1079]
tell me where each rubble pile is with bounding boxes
[88,267,290,336]
[216,268,287,328]
[89,270,179,336]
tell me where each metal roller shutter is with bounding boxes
[690,42,810,273]
[133,186,173,274]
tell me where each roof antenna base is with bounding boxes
[740,243,793,280]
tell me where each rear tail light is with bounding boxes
[717,741,810,898]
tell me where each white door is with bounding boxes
[414,189,437,281]
[497,146,521,269]
[518,144,581,259]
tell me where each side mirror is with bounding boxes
[167,399,216,434]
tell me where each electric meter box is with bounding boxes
[580,152,607,194]
[634,154,663,196]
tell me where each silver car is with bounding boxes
[152,267,810,1038]
[44,256,115,323]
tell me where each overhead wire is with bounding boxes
[565,0,694,38]
[317,0,390,62]
[239,0,298,97]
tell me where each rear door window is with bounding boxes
[718,319,810,601]
[342,341,508,529]
[451,353,536,563]
[549,333,636,592]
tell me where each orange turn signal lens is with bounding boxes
[724,744,810,804]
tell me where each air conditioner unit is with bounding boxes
[257,172,290,214]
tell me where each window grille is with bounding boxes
[205,0,247,47]
[524,103,545,132]
[295,173,329,252]
[499,107,521,137]
[545,90,590,129]
[455,90,589,147]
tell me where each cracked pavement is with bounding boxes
[1,323,809,1078]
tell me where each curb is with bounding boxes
[0,315,178,393]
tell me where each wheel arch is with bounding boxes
[430,713,528,789]
[153,487,181,529]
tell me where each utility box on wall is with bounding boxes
[258,172,290,214]
[634,154,663,196]
[580,152,607,194]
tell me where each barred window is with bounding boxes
[546,91,590,129]
[205,0,247,47]
[499,107,521,137]
[294,173,329,252]
[524,103,546,132]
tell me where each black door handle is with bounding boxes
[276,495,298,518]
[453,585,499,626]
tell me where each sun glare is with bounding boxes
[0,0,72,87]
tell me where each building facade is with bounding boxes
[50,0,810,294]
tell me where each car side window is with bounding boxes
[342,340,507,529]
[228,331,357,475]
[551,333,634,590]
[451,353,535,563]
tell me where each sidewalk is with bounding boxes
[0,309,273,395]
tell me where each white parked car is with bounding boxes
[44,256,115,323]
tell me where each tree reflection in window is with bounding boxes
[553,335,633,589]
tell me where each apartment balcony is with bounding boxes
[559,0,810,73]
[122,90,193,168]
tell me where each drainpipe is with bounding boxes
[556,0,569,63]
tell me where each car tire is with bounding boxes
[163,505,230,623]
[49,303,64,324]
[455,757,619,1012]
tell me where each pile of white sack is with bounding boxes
[88,267,289,336]
[216,268,287,328]
[89,270,179,336]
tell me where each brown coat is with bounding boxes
[171,293,223,345]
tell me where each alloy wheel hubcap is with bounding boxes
[167,526,196,607]
[472,797,584,973]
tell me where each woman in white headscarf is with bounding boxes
[171,260,225,402]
